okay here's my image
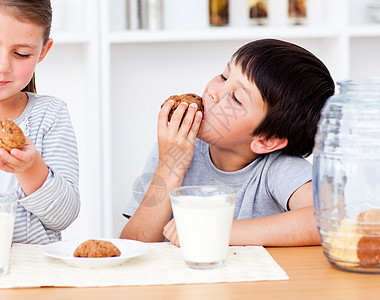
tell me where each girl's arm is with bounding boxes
[0,137,49,196]
[13,100,80,232]
[120,101,203,242]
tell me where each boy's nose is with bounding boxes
[210,93,219,103]
[209,87,222,104]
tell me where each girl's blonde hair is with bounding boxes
[0,0,52,93]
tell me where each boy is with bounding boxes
[120,39,335,246]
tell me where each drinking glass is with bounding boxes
[0,194,17,276]
[170,185,235,269]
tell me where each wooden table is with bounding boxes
[0,246,379,299]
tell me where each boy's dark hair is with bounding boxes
[232,39,335,157]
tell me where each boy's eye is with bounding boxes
[14,52,30,58]
[219,74,242,105]
[232,93,242,105]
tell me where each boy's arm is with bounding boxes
[120,101,202,242]
[120,166,182,242]
[163,181,319,247]
[229,181,320,246]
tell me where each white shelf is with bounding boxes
[348,24,380,37]
[50,24,380,45]
[38,0,103,241]
[50,31,93,44]
[108,26,343,44]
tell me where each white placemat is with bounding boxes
[0,242,288,288]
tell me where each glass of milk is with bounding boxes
[170,185,236,269]
[0,194,17,276]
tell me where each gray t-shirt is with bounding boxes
[124,138,312,220]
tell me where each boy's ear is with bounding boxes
[38,38,53,63]
[250,136,288,154]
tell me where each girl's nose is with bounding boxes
[0,53,12,73]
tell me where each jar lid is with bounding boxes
[339,78,380,84]
[338,78,380,93]
[314,78,380,156]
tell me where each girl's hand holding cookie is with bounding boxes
[0,137,37,173]
[0,136,49,196]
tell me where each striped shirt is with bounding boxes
[6,93,80,244]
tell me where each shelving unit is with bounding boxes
[107,26,344,43]
[36,0,380,239]
[36,0,103,240]
[48,32,93,44]
[349,24,380,36]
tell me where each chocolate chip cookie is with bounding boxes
[357,236,380,268]
[73,239,121,258]
[0,118,25,152]
[161,93,204,122]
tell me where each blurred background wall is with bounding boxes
[35,0,380,240]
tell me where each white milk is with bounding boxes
[0,213,15,269]
[172,196,234,264]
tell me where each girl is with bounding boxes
[0,0,80,244]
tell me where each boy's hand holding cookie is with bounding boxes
[157,94,203,181]
[120,94,204,242]
[161,93,204,122]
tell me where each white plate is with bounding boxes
[42,239,148,268]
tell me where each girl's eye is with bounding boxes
[220,74,227,81]
[14,52,30,58]
[232,93,242,105]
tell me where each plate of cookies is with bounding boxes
[42,238,148,268]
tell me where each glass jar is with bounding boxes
[313,78,380,273]
[288,0,307,25]
[249,0,268,26]
[209,0,229,26]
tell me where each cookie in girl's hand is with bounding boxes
[161,93,204,122]
[0,118,26,151]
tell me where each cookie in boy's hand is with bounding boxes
[161,93,204,122]
[0,118,25,152]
